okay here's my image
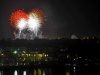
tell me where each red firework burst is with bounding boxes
[10,10,28,28]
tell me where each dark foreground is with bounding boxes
[0,39,100,75]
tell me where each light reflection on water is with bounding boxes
[0,65,99,75]
[13,69,47,75]
[43,70,45,75]
[14,70,18,75]
[0,71,3,75]
[0,71,1,75]
[23,71,26,75]
[0,66,73,75]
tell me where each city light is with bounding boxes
[13,51,17,54]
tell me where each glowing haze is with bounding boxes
[10,9,44,39]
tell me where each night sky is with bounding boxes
[0,0,100,39]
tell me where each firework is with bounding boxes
[32,9,45,24]
[10,10,28,29]
[10,9,44,39]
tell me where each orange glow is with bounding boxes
[32,9,45,24]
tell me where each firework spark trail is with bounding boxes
[27,13,41,37]
[16,18,27,39]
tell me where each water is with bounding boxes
[0,71,1,75]
[14,70,18,75]
[0,65,99,75]
[0,68,64,75]
[0,71,3,75]
[23,71,26,75]
[0,67,68,75]
[0,69,55,75]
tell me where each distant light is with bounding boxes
[67,55,69,58]
[74,59,76,61]
[1,54,4,56]
[34,54,36,56]
[47,54,48,57]
[13,51,17,54]
[23,51,26,53]
[85,59,88,61]
[17,62,18,65]
[45,54,47,57]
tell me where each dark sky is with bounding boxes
[0,0,100,39]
